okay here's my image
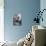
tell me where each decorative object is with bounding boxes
[17,32,34,46]
[33,9,46,24]
[23,32,34,46]
[13,13,22,26]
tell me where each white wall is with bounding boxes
[0,0,4,42]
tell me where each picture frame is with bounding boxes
[13,13,22,26]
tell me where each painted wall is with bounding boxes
[4,0,40,42]
[40,0,46,26]
[0,0,4,42]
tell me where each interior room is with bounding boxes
[0,0,46,46]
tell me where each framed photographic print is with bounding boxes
[13,13,22,26]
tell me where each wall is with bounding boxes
[40,0,46,26]
[4,0,40,42]
[0,0,4,42]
